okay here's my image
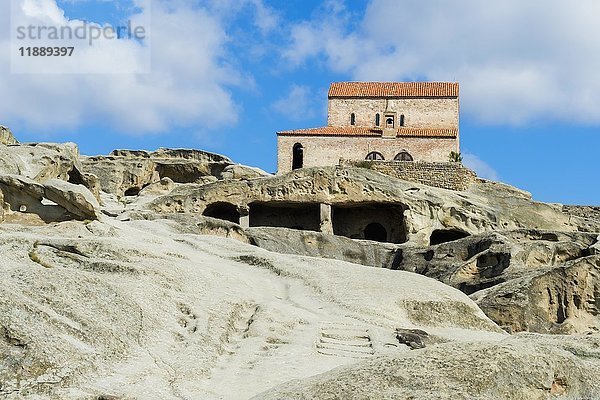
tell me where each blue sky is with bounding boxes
[1,0,599,205]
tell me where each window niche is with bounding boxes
[365,151,384,161]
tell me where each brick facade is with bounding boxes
[277,82,460,173]
[340,160,478,191]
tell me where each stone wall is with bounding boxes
[277,135,458,173]
[340,160,477,191]
[327,98,459,129]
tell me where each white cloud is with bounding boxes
[462,153,498,181]
[271,85,317,121]
[0,0,276,134]
[283,0,600,126]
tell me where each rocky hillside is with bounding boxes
[0,130,599,399]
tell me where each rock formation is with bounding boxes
[0,125,17,145]
[1,126,600,399]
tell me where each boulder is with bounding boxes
[0,125,17,145]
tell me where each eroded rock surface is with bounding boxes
[149,167,577,246]
[0,220,502,399]
[0,175,100,223]
[254,334,600,400]
[81,148,269,198]
[0,125,17,145]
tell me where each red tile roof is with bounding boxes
[328,82,459,98]
[277,126,457,138]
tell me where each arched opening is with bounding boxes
[364,223,388,242]
[386,117,394,128]
[375,113,380,126]
[292,143,304,170]
[203,202,240,224]
[430,229,470,246]
[399,114,405,127]
[394,151,413,161]
[365,151,384,161]
[350,113,356,125]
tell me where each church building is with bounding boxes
[277,81,459,173]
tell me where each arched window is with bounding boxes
[386,117,394,128]
[365,151,384,161]
[292,143,304,170]
[399,114,405,126]
[394,151,413,161]
[350,113,356,125]
[375,113,380,126]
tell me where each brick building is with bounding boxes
[277,82,460,173]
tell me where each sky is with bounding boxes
[0,0,598,205]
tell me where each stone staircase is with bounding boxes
[316,322,374,358]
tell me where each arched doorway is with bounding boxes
[292,143,304,170]
[364,222,388,242]
[394,151,413,161]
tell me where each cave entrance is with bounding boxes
[332,203,407,243]
[249,202,319,231]
[364,223,388,242]
[430,229,470,246]
[203,202,240,224]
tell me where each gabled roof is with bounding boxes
[277,126,457,138]
[328,82,459,98]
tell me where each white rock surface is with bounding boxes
[0,218,503,399]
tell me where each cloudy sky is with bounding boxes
[1,0,598,204]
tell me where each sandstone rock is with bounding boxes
[393,229,600,333]
[0,175,100,223]
[220,164,271,180]
[149,166,577,246]
[0,125,17,145]
[253,334,600,400]
[138,177,175,196]
[563,205,600,233]
[44,179,101,220]
[246,226,398,268]
[472,255,600,334]
[81,148,235,197]
[0,220,503,399]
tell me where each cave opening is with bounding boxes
[203,202,240,224]
[332,203,407,244]
[249,202,320,231]
[430,229,470,246]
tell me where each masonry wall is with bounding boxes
[340,160,477,191]
[277,135,458,173]
[327,98,459,128]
